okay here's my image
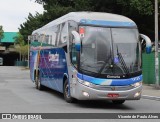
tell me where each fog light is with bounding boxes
[82,91,89,97]
[134,92,141,97]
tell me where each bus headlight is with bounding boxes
[78,78,95,87]
[131,81,142,88]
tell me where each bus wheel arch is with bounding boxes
[34,69,44,90]
[34,69,39,82]
[63,75,68,91]
[63,75,76,103]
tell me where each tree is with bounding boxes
[14,33,28,61]
[15,45,28,61]
[117,0,153,15]
[19,12,45,42]
[35,0,155,15]
[0,25,4,41]
[14,32,25,46]
[18,0,159,41]
[34,0,158,38]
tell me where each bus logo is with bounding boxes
[48,52,59,62]
[132,77,140,81]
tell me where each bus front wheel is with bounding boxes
[63,79,76,103]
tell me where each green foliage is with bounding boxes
[15,45,28,61]
[117,0,153,15]
[73,0,93,11]
[35,0,154,15]
[18,0,160,42]
[14,32,25,46]
[20,45,28,58]
[0,25,4,40]
[19,12,44,41]
[14,32,28,61]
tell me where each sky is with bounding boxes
[0,0,44,32]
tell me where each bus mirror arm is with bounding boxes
[71,31,81,51]
[140,34,152,54]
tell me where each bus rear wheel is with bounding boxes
[63,79,76,103]
[112,100,125,104]
[35,73,44,90]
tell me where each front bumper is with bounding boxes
[71,81,142,100]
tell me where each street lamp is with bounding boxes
[155,0,159,89]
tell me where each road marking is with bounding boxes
[142,95,160,101]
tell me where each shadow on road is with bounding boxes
[40,86,64,99]
[40,86,134,110]
[75,100,133,110]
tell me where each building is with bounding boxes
[0,32,19,66]
[0,32,17,52]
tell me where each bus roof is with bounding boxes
[33,12,136,34]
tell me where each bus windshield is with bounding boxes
[80,26,141,77]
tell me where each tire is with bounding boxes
[35,71,44,90]
[112,100,125,104]
[63,79,76,103]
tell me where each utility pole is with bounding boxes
[155,0,159,89]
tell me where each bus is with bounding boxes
[29,12,151,104]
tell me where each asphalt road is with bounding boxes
[0,66,160,121]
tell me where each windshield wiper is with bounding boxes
[97,48,112,76]
[116,46,129,74]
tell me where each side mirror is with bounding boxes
[140,34,152,54]
[71,31,81,51]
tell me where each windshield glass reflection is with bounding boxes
[80,26,141,76]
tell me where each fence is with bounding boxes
[14,61,28,67]
[142,52,160,84]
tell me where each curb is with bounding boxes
[142,95,160,101]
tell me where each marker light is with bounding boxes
[79,27,85,34]
[78,78,95,87]
[79,27,85,37]
[131,81,142,88]
[83,81,91,86]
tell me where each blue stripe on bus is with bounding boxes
[80,19,136,27]
[77,73,142,86]
[110,75,142,86]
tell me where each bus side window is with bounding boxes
[51,26,58,46]
[55,25,61,46]
[49,35,52,45]
[45,35,49,44]
[59,22,68,46]
[35,33,39,42]
[31,35,34,42]
[39,34,44,43]
[68,21,78,68]
[71,42,78,68]
[31,35,38,42]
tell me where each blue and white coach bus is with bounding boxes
[29,12,151,104]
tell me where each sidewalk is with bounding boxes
[142,84,160,100]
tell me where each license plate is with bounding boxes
[107,93,119,98]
